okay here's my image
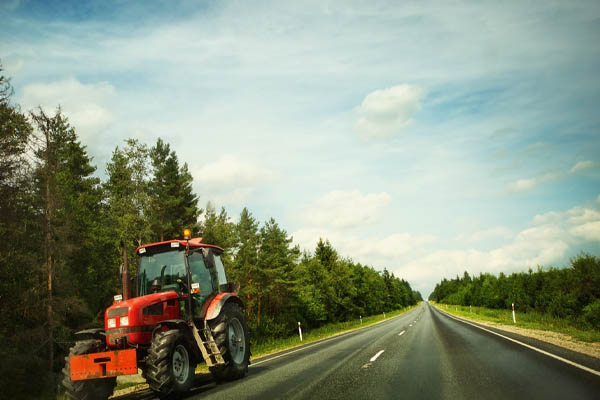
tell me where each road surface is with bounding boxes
[122,302,600,399]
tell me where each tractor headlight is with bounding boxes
[108,318,116,328]
[120,316,129,326]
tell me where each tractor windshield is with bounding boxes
[138,250,186,296]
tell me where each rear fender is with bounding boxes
[152,319,188,337]
[204,293,244,321]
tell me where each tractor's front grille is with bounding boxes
[107,307,128,317]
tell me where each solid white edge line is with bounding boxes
[436,307,600,377]
[398,330,406,336]
[370,350,385,362]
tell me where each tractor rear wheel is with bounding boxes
[146,329,196,397]
[209,302,250,382]
[61,339,117,400]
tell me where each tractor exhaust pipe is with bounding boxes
[120,241,130,300]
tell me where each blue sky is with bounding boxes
[2,0,599,296]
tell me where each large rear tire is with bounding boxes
[209,302,250,382]
[61,339,117,400]
[146,329,196,397]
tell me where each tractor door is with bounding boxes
[212,253,229,292]
[188,251,216,315]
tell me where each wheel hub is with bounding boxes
[172,344,190,384]
[228,317,245,364]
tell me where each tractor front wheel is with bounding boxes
[61,339,117,400]
[146,329,196,397]
[209,302,250,382]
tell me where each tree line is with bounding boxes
[201,208,422,339]
[428,254,600,329]
[0,64,420,398]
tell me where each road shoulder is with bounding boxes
[432,304,600,374]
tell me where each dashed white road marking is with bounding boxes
[409,324,412,327]
[398,330,405,336]
[370,350,385,362]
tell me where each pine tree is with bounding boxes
[104,139,151,298]
[232,208,260,320]
[149,138,199,241]
[256,218,300,329]
[29,107,111,393]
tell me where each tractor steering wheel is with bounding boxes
[176,278,189,294]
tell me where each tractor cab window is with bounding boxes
[138,250,186,296]
[213,254,228,291]
[188,251,215,300]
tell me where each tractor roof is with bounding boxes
[136,238,224,254]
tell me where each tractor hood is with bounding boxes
[105,291,181,346]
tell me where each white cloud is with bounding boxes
[292,227,435,267]
[508,160,597,193]
[355,84,426,139]
[569,222,600,242]
[570,160,595,173]
[19,78,115,142]
[532,211,562,225]
[507,178,537,193]
[566,207,600,225]
[400,225,569,295]
[456,226,513,243]
[305,190,391,229]
[194,155,276,186]
[399,201,600,295]
[192,155,276,206]
[564,207,600,241]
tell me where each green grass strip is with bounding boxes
[432,302,600,343]
[250,304,420,359]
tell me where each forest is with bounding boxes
[0,64,421,398]
[428,254,600,329]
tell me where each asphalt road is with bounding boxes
[126,302,600,400]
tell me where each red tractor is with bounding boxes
[61,233,250,399]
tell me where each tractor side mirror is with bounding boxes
[228,282,240,293]
[129,276,136,298]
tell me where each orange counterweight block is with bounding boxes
[70,349,137,381]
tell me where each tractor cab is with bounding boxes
[137,240,229,299]
[136,239,228,314]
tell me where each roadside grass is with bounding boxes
[113,380,146,393]
[250,304,420,359]
[432,302,600,343]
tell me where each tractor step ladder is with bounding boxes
[190,322,225,367]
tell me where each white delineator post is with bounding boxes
[512,303,516,324]
[383,312,386,318]
[298,321,303,341]
[470,305,472,313]
[360,315,362,324]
